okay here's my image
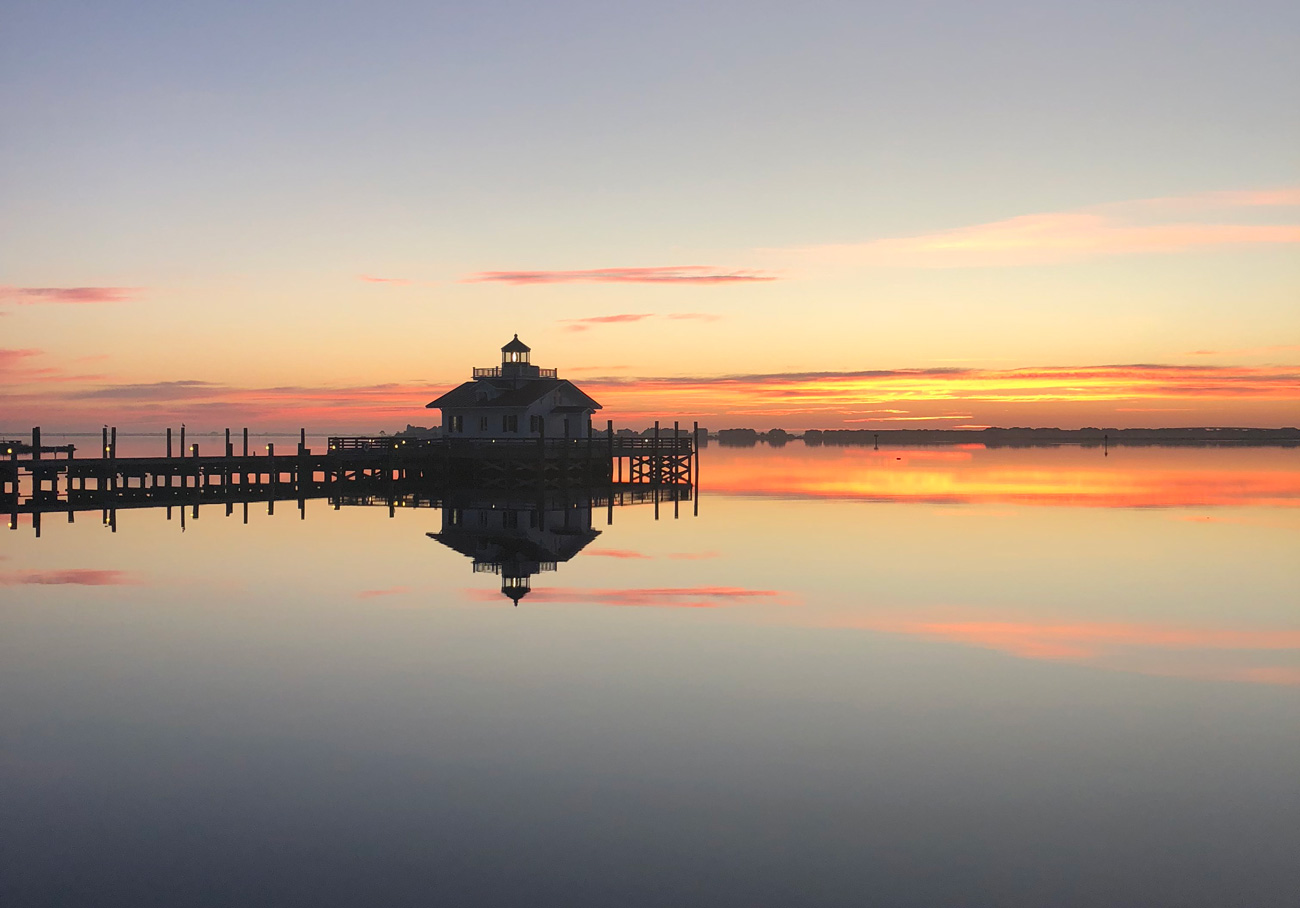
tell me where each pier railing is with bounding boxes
[472,366,558,379]
[327,435,695,455]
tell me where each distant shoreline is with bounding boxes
[721,427,1300,448]
[6,426,1299,449]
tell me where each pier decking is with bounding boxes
[3,422,699,534]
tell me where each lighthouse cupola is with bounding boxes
[500,334,538,379]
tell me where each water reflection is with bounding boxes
[702,443,1300,507]
[3,445,1299,905]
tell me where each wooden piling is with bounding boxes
[167,427,173,458]
[653,420,660,487]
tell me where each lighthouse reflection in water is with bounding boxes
[428,485,691,604]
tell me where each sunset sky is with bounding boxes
[2,0,1297,432]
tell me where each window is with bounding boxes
[450,415,463,433]
[501,415,518,433]
[479,416,488,431]
[530,415,542,433]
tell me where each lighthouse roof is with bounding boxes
[501,334,531,354]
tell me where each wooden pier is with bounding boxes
[3,423,699,534]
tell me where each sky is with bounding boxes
[2,0,1297,432]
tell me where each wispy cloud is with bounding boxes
[788,187,1300,268]
[466,266,776,285]
[0,569,141,586]
[1185,344,1300,357]
[844,414,972,422]
[582,364,1300,417]
[0,286,142,304]
[81,380,227,400]
[358,275,412,285]
[561,312,721,332]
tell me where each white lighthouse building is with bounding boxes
[426,335,602,439]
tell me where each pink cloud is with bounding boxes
[0,569,141,586]
[358,275,412,285]
[585,549,653,559]
[0,348,43,370]
[0,286,142,304]
[561,312,722,332]
[562,314,655,332]
[466,266,776,285]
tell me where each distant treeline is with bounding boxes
[714,427,1300,447]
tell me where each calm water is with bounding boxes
[2,443,1297,906]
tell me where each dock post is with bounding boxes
[243,428,248,457]
[653,420,660,487]
[299,428,306,456]
[102,426,109,459]
[180,425,186,457]
[225,428,232,458]
[693,421,700,517]
[606,419,614,483]
[32,427,40,462]
[167,428,173,458]
[110,427,116,460]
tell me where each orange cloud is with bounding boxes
[358,275,412,285]
[6,355,1298,433]
[582,363,1300,426]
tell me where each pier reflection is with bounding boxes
[6,472,695,602]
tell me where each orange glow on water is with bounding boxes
[702,444,1300,508]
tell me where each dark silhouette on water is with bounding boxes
[427,335,601,441]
